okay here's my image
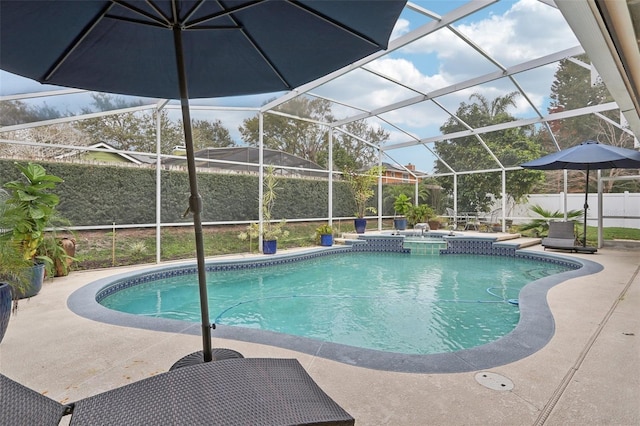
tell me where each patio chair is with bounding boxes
[0,358,355,425]
[445,208,458,230]
[541,221,596,253]
[482,208,502,232]
[541,221,577,251]
[463,212,479,231]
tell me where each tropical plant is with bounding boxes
[0,189,31,305]
[315,224,333,236]
[238,166,289,244]
[36,232,75,277]
[393,193,412,217]
[517,204,583,237]
[343,165,384,218]
[314,223,333,244]
[406,204,435,227]
[240,219,289,242]
[2,163,64,261]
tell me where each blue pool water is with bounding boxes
[100,252,573,355]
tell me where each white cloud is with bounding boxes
[318,0,580,141]
[391,18,411,39]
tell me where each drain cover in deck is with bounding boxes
[474,371,514,391]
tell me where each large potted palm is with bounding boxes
[1,162,67,298]
[343,166,384,234]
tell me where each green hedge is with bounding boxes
[0,159,366,226]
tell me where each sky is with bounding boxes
[0,0,582,173]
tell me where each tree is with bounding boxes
[75,93,181,154]
[548,54,612,149]
[329,120,389,170]
[0,100,63,126]
[0,100,79,158]
[187,119,236,150]
[238,97,389,170]
[343,165,385,218]
[239,97,333,165]
[545,54,639,193]
[434,92,544,212]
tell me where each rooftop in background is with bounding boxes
[164,147,326,178]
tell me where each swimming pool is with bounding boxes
[99,253,569,355]
[68,245,603,373]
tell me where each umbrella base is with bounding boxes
[170,348,244,370]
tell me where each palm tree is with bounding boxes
[469,91,519,122]
[518,205,583,237]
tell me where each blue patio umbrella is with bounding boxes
[521,140,640,248]
[0,0,406,362]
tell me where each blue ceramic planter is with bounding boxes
[262,240,277,255]
[320,234,333,246]
[394,218,407,230]
[0,283,12,344]
[13,263,45,300]
[354,218,367,234]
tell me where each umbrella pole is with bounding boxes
[582,167,589,247]
[173,27,213,362]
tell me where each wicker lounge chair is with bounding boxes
[0,358,355,425]
[542,221,596,253]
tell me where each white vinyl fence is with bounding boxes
[511,192,640,229]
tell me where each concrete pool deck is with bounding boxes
[0,243,638,425]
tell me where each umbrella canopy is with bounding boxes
[521,140,640,248]
[520,140,640,170]
[0,0,406,362]
[0,1,405,99]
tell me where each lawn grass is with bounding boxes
[597,226,640,241]
[73,220,371,270]
[71,221,638,271]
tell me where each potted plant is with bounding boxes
[37,233,76,277]
[392,194,412,231]
[0,241,31,343]
[1,162,69,298]
[0,189,32,343]
[315,224,334,246]
[343,166,384,234]
[238,166,289,254]
[407,204,435,228]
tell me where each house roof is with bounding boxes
[54,142,155,164]
[164,146,326,177]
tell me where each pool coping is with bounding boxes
[67,247,604,374]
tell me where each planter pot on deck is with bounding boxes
[0,283,11,344]
[394,218,407,231]
[13,263,45,300]
[262,240,277,255]
[428,220,440,230]
[320,234,333,246]
[354,218,367,234]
